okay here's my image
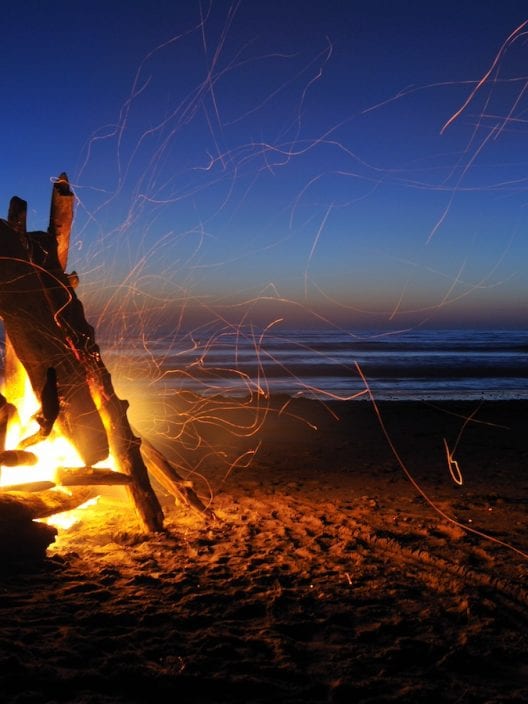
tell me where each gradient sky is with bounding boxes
[1,1,528,330]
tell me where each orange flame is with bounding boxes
[0,355,114,530]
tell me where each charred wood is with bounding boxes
[0,486,96,520]
[7,196,27,235]
[56,467,131,486]
[0,395,16,452]
[0,216,109,465]
[0,449,38,466]
[48,172,74,271]
[0,480,55,493]
[0,174,216,532]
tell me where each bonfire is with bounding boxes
[0,175,210,559]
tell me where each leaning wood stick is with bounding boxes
[38,367,60,435]
[47,174,163,531]
[0,396,16,453]
[139,436,215,518]
[46,174,164,532]
[94,392,164,531]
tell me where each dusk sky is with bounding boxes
[2,1,528,329]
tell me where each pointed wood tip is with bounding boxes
[49,173,74,270]
[7,196,27,234]
[53,173,73,197]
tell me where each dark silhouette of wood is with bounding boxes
[7,196,26,235]
[0,215,110,466]
[0,178,173,551]
[0,394,16,452]
[0,175,164,532]
[49,172,74,271]
[4,195,26,447]
[0,174,212,534]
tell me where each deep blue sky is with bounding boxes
[1,1,528,329]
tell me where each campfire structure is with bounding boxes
[0,175,210,559]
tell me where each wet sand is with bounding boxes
[1,398,528,703]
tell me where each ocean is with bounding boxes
[103,328,528,402]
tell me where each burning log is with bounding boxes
[0,450,38,466]
[37,367,60,435]
[56,467,131,486]
[0,487,96,520]
[0,480,55,493]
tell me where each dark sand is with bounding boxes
[2,398,528,703]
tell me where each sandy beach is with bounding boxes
[1,397,528,703]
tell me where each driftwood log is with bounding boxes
[0,487,96,561]
[0,487,96,520]
[0,174,210,534]
[56,467,131,486]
